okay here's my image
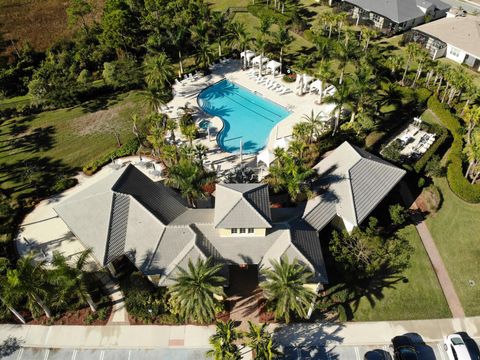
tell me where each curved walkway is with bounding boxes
[399,181,465,318]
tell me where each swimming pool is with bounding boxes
[197,79,291,154]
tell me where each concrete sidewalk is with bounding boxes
[2,317,480,350]
[0,324,215,349]
[271,317,480,347]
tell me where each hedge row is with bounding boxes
[412,124,449,173]
[427,97,480,203]
[82,138,140,176]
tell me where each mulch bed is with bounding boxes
[26,305,112,325]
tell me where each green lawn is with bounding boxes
[0,94,31,110]
[351,225,451,321]
[0,91,146,197]
[426,178,480,316]
[209,0,250,11]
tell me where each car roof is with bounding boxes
[392,336,413,347]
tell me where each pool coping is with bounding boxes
[196,78,292,155]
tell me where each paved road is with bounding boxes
[0,348,209,360]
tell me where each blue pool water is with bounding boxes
[197,79,291,154]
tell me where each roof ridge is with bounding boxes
[240,191,272,227]
[215,196,243,228]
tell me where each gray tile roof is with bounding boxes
[55,166,330,286]
[214,183,272,229]
[303,142,405,230]
[344,0,449,23]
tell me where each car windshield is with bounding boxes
[451,337,465,346]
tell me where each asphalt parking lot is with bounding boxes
[1,340,479,359]
[0,348,209,360]
[280,339,480,360]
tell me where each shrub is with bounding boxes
[427,97,480,203]
[365,131,386,149]
[420,185,442,213]
[424,155,445,177]
[82,138,139,175]
[382,139,403,163]
[417,177,426,188]
[389,204,407,226]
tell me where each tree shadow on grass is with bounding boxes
[0,156,76,198]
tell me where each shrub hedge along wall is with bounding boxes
[427,97,480,203]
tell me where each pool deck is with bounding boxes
[168,59,332,176]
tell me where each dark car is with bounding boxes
[391,336,419,360]
[364,349,392,359]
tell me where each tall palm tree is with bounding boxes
[411,48,430,88]
[385,55,404,78]
[51,250,97,312]
[7,253,52,318]
[312,34,333,65]
[165,157,216,207]
[434,62,450,95]
[334,40,357,84]
[196,40,214,71]
[169,257,225,324]
[230,22,250,69]
[315,61,334,104]
[324,80,350,135]
[0,258,26,324]
[360,27,377,50]
[167,26,188,77]
[211,11,229,57]
[273,27,292,72]
[401,42,420,86]
[206,320,241,360]
[143,53,174,90]
[348,63,377,123]
[165,117,177,142]
[464,129,480,182]
[255,36,268,77]
[245,321,279,360]
[191,20,210,43]
[260,257,315,323]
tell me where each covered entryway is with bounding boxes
[226,265,262,327]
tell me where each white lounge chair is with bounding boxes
[256,76,264,83]
[267,81,277,90]
[280,87,291,95]
[276,86,285,93]
[188,73,194,81]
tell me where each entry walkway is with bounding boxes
[399,181,465,318]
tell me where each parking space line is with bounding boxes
[99,350,104,360]
[16,348,23,360]
[43,349,49,360]
[72,349,77,360]
[354,346,361,360]
[437,343,447,360]
[127,350,131,360]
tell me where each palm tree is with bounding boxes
[196,40,214,71]
[0,258,26,324]
[7,253,52,318]
[464,130,480,182]
[411,48,430,88]
[348,63,377,123]
[230,22,250,69]
[334,40,357,84]
[315,61,334,104]
[206,320,241,360]
[461,82,479,116]
[181,123,197,146]
[165,117,177,142]
[260,257,315,323]
[257,16,273,37]
[191,20,210,43]
[254,36,268,76]
[266,149,315,201]
[385,56,404,78]
[463,105,480,146]
[169,257,225,324]
[194,143,208,165]
[401,42,420,86]
[312,34,333,65]
[360,27,377,50]
[142,87,170,114]
[324,80,350,135]
[302,110,327,143]
[51,249,97,313]
[273,27,292,72]
[434,62,450,96]
[245,321,279,360]
[165,157,216,207]
[167,26,188,77]
[211,11,229,57]
[143,53,174,90]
